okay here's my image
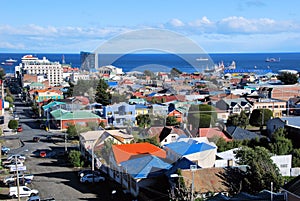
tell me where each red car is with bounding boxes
[17,125,23,132]
[40,151,47,158]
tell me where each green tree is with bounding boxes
[66,81,74,97]
[111,93,128,104]
[66,124,79,139]
[137,137,159,146]
[8,120,18,130]
[73,80,98,96]
[68,150,84,167]
[277,72,298,85]
[188,104,217,129]
[170,67,182,77]
[234,146,283,194]
[136,114,151,128]
[249,109,273,128]
[292,149,300,167]
[0,68,6,80]
[227,114,239,126]
[144,70,155,78]
[239,110,249,129]
[95,79,111,106]
[166,116,180,126]
[269,128,293,155]
[5,96,14,104]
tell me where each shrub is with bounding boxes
[68,150,84,167]
[8,120,18,129]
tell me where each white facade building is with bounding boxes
[16,55,63,86]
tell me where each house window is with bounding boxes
[233,108,240,113]
[107,112,112,115]
[280,164,288,168]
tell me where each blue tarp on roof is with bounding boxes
[120,155,172,179]
[165,141,216,156]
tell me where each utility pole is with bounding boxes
[15,155,20,201]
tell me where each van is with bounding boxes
[9,186,39,198]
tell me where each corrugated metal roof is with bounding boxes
[165,141,216,156]
[120,155,172,179]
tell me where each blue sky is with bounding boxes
[1,0,300,53]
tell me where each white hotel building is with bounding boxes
[15,55,63,86]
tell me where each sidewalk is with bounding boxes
[2,110,17,136]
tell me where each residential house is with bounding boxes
[252,98,286,118]
[163,138,217,168]
[103,102,136,127]
[179,168,228,199]
[271,155,292,176]
[216,148,292,176]
[281,175,300,201]
[33,89,64,104]
[146,126,188,146]
[215,98,253,115]
[151,104,169,117]
[288,97,300,115]
[109,143,168,197]
[224,126,261,140]
[28,82,45,90]
[50,109,106,129]
[267,116,300,147]
[215,148,239,167]
[128,98,147,105]
[168,109,184,123]
[79,130,105,168]
[192,127,231,142]
[258,85,300,101]
[135,104,149,116]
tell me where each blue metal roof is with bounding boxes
[280,116,300,128]
[120,155,172,179]
[165,141,216,156]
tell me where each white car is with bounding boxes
[4,161,24,168]
[3,174,34,184]
[80,174,105,183]
[7,154,26,162]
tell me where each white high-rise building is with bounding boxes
[16,55,63,86]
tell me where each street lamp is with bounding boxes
[170,165,197,201]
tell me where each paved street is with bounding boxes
[0,96,134,201]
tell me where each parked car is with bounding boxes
[4,161,24,168]
[3,174,34,184]
[39,151,46,158]
[33,136,40,142]
[13,114,19,120]
[7,154,26,162]
[17,125,23,132]
[78,169,102,178]
[27,195,55,201]
[1,146,10,155]
[2,158,24,165]
[7,177,32,186]
[9,186,38,198]
[80,174,105,183]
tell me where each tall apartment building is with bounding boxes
[15,55,63,86]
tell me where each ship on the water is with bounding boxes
[265,57,280,62]
[1,58,18,65]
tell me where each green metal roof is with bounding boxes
[50,109,100,120]
[30,82,45,87]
